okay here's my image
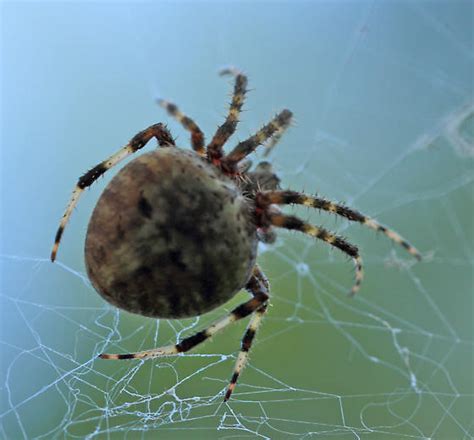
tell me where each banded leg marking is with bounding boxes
[207,68,248,161]
[260,190,421,260]
[157,99,205,156]
[51,123,174,261]
[262,115,292,157]
[225,304,267,401]
[224,265,269,401]
[99,282,269,361]
[269,213,364,295]
[222,109,293,168]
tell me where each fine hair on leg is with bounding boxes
[157,98,206,156]
[51,123,174,261]
[258,190,422,260]
[222,109,293,169]
[207,68,248,161]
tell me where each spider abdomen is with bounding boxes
[85,148,258,319]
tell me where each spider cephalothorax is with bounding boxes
[51,68,421,401]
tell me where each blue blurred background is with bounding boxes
[1,1,473,439]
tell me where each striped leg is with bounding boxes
[157,99,205,156]
[222,109,293,169]
[225,266,269,401]
[262,115,292,157]
[207,68,248,162]
[260,190,422,260]
[50,123,175,261]
[99,268,270,401]
[269,213,364,296]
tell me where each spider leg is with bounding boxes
[157,99,205,156]
[269,213,364,296]
[224,265,269,401]
[262,115,292,157]
[99,266,270,402]
[222,109,293,170]
[207,68,248,162]
[50,123,174,261]
[259,190,422,260]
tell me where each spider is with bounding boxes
[51,68,421,402]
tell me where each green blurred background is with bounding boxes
[1,1,473,439]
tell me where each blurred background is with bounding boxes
[1,1,473,439]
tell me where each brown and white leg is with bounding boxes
[262,114,292,157]
[207,68,248,162]
[99,267,269,356]
[259,190,422,260]
[225,266,269,401]
[269,213,364,295]
[50,123,175,261]
[222,109,293,170]
[157,99,206,156]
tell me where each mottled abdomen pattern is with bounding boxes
[85,148,258,319]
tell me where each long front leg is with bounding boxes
[50,123,175,261]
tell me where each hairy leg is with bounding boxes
[157,99,205,156]
[51,123,174,261]
[259,190,421,260]
[262,115,292,157]
[269,213,364,296]
[222,109,293,170]
[207,68,248,162]
[224,265,269,401]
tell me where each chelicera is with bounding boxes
[51,68,421,401]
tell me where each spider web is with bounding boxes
[1,1,473,439]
